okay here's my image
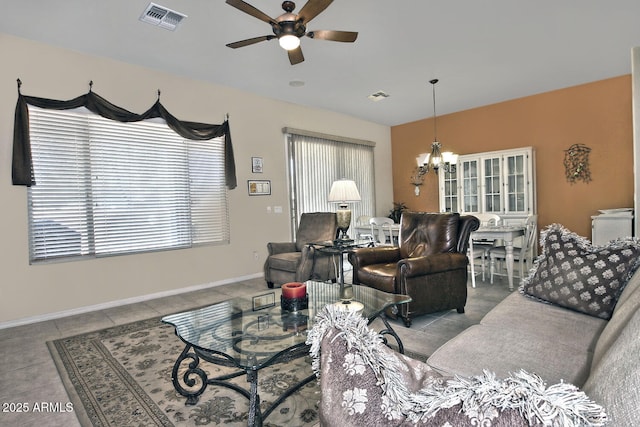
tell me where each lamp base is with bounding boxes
[335,204,352,240]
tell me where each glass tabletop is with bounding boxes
[162,281,411,368]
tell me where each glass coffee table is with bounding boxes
[162,280,411,427]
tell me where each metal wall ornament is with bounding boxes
[563,143,592,184]
[410,167,425,195]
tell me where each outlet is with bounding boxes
[253,251,259,261]
[274,206,283,214]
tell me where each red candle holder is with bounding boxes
[281,282,308,312]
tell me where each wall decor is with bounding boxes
[563,143,592,184]
[251,156,263,173]
[410,167,425,196]
[248,179,271,196]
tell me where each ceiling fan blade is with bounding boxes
[288,46,305,65]
[297,0,333,25]
[226,35,275,49]
[307,30,358,42]
[225,0,277,25]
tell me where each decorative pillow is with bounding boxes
[520,223,640,319]
[307,305,607,427]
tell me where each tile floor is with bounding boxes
[0,274,513,427]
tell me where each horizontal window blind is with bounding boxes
[28,106,229,262]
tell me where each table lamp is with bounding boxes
[328,179,361,241]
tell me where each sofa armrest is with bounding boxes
[399,253,468,278]
[348,246,401,268]
[267,241,297,255]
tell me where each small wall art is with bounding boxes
[563,143,592,184]
[251,157,263,173]
[248,179,271,196]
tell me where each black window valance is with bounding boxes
[12,82,237,189]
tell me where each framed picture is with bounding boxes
[251,157,263,173]
[252,292,275,311]
[248,180,271,196]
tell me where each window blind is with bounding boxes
[28,106,229,262]
[286,131,375,232]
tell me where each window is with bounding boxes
[285,129,375,232]
[27,106,229,263]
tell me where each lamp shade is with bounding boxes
[328,179,361,203]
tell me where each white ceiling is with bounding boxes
[3,0,640,126]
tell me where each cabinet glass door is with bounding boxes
[483,157,502,213]
[442,169,458,212]
[505,154,527,213]
[462,159,479,212]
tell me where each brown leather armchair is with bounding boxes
[348,212,480,327]
[264,212,339,288]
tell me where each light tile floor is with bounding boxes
[0,274,513,427]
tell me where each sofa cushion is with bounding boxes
[267,252,301,272]
[520,224,640,319]
[427,324,594,386]
[583,307,640,427]
[481,292,607,352]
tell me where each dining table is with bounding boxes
[353,223,400,245]
[470,225,525,290]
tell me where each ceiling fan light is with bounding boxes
[279,34,300,50]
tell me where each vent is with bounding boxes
[139,2,187,31]
[367,90,390,102]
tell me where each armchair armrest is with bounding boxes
[399,253,468,278]
[267,241,297,255]
[348,246,401,268]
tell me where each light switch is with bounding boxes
[274,206,283,214]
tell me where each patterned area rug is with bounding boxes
[47,317,323,426]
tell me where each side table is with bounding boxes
[312,240,368,299]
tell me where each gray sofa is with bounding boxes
[425,272,639,426]
[308,224,639,426]
[427,225,640,426]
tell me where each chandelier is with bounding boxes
[415,79,458,176]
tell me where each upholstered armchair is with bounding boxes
[264,212,339,288]
[348,212,480,327]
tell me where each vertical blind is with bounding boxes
[286,130,375,232]
[28,106,229,262]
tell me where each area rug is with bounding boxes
[48,316,324,427]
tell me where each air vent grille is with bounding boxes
[368,90,390,102]
[139,2,187,31]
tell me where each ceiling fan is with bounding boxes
[225,0,358,65]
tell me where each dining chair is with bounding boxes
[355,215,374,245]
[468,214,501,286]
[488,214,538,284]
[369,217,395,246]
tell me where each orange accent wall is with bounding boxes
[391,75,634,239]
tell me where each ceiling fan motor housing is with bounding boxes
[274,13,306,38]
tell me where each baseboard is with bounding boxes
[0,272,264,330]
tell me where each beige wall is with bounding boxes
[0,34,392,325]
[391,76,634,239]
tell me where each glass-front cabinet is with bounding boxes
[439,147,535,223]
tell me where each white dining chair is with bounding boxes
[355,215,374,245]
[468,214,501,286]
[488,215,538,284]
[369,217,395,246]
